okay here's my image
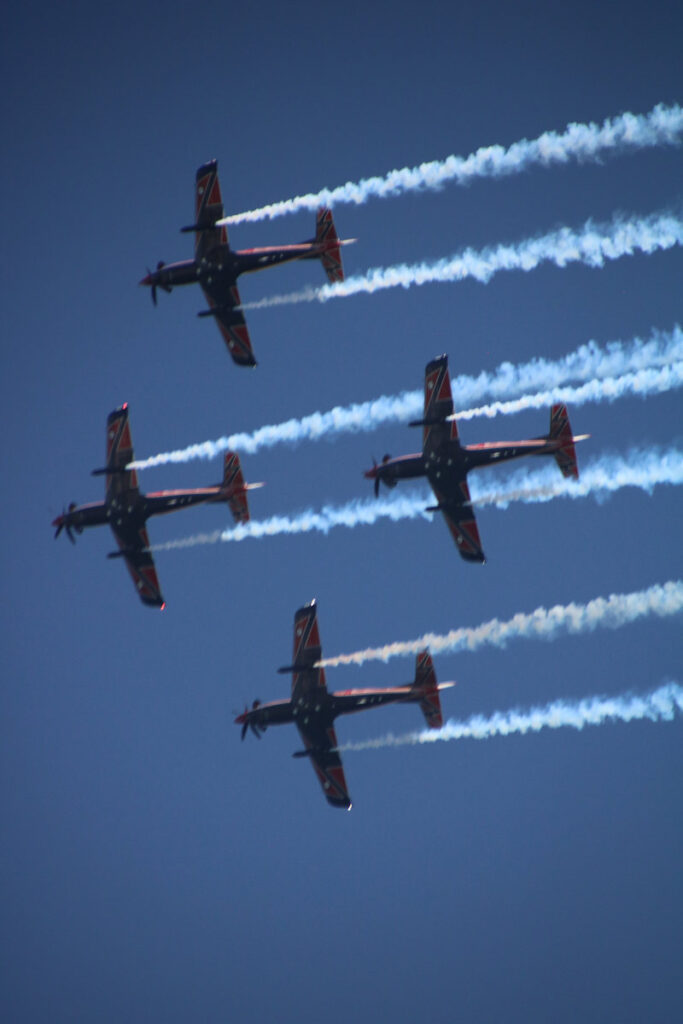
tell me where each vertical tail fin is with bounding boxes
[412,650,449,729]
[549,404,581,480]
[315,207,345,283]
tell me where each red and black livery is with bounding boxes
[140,160,353,367]
[52,405,262,608]
[235,600,454,809]
[364,354,589,563]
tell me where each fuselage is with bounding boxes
[237,683,425,734]
[141,240,327,295]
[52,486,229,537]
[368,437,561,490]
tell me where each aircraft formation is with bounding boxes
[53,159,589,808]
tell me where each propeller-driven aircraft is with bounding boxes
[365,354,589,563]
[141,160,354,367]
[235,600,453,809]
[52,404,262,608]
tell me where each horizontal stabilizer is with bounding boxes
[412,650,454,729]
[549,404,587,480]
[316,208,347,284]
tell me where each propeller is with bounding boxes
[145,261,171,306]
[54,502,78,543]
[238,699,264,741]
[366,454,392,497]
[369,456,380,498]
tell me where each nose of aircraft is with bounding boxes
[139,272,153,286]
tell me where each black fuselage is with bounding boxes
[242,684,422,734]
[56,487,227,536]
[374,437,557,489]
[146,241,319,295]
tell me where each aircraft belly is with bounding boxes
[330,692,409,716]
[262,703,296,727]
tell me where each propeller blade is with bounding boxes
[241,720,248,741]
[143,268,158,306]
[55,505,77,543]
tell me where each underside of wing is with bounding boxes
[105,405,139,502]
[291,600,327,699]
[195,160,228,259]
[111,522,165,607]
[295,718,351,809]
[429,475,486,563]
[201,282,257,367]
[423,354,458,453]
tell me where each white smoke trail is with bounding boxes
[321,581,683,668]
[219,103,683,224]
[337,682,683,752]
[457,361,683,422]
[149,447,682,553]
[238,210,683,311]
[473,446,683,509]
[130,325,682,469]
[151,491,434,551]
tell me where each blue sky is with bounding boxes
[2,2,682,1022]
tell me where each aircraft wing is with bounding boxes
[194,161,228,259]
[200,282,257,367]
[110,521,165,608]
[295,717,352,809]
[288,600,351,808]
[105,405,140,503]
[427,473,486,564]
[422,354,458,455]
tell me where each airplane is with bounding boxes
[235,600,454,809]
[52,404,262,608]
[364,354,589,563]
[140,160,354,367]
